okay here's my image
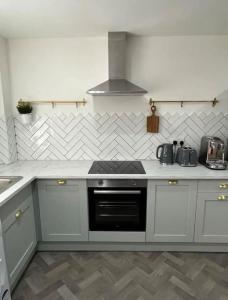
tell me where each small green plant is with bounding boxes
[16,100,33,114]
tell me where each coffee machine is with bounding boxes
[199,136,227,170]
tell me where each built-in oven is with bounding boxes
[88,179,147,231]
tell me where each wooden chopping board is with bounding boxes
[147,105,159,133]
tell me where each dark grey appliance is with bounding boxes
[199,136,227,170]
[176,147,198,167]
[156,143,174,165]
[88,179,147,231]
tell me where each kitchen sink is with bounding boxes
[0,176,23,194]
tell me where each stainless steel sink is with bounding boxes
[0,176,23,194]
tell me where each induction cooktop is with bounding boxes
[88,161,145,174]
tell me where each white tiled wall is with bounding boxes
[0,117,9,164]
[9,112,228,161]
[6,116,17,162]
[0,116,17,164]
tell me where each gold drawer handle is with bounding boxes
[168,180,178,185]
[219,184,228,189]
[218,195,228,201]
[15,210,22,219]
[57,179,66,185]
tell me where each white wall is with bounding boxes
[8,35,228,115]
[0,36,12,117]
[0,36,17,164]
[127,36,228,114]
[9,37,108,115]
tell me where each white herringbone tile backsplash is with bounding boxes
[9,112,228,161]
[0,116,17,164]
[0,117,9,164]
[7,117,18,162]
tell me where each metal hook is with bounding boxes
[212,98,218,107]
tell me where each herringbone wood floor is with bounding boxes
[12,251,228,300]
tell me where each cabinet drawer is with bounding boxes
[198,180,228,192]
[149,179,195,190]
[38,179,80,187]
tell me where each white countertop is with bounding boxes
[0,160,228,207]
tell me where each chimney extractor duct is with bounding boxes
[87,32,147,96]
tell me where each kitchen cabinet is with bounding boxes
[198,180,228,193]
[146,180,197,242]
[195,188,228,243]
[38,179,88,242]
[0,185,36,288]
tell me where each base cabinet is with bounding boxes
[146,180,197,242]
[195,192,228,243]
[2,176,228,283]
[38,179,88,242]
[0,185,36,288]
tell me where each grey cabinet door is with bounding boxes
[38,179,88,242]
[195,192,228,243]
[2,185,36,287]
[146,180,197,242]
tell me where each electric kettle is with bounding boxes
[156,143,174,165]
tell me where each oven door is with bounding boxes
[88,188,146,231]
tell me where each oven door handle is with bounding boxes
[93,190,141,195]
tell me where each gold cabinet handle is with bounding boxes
[218,195,228,200]
[15,210,22,219]
[57,179,66,185]
[168,180,178,185]
[219,184,228,189]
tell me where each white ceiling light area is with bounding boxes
[0,0,228,38]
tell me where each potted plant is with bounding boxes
[16,100,33,125]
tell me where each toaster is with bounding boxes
[176,147,198,167]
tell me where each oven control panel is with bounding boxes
[87,179,147,188]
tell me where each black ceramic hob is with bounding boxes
[88,161,145,174]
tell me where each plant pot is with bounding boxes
[20,113,33,125]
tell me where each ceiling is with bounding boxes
[0,0,228,38]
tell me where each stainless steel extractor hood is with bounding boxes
[87,32,147,96]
